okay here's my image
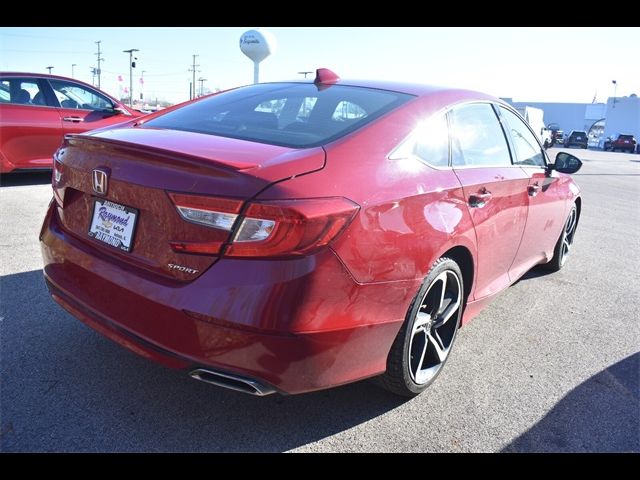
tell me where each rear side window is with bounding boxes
[450,103,512,167]
[390,113,449,168]
[0,78,48,106]
[143,83,414,148]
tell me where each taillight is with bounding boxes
[168,193,243,255]
[226,198,359,258]
[169,193,243,229]
[52,150,64,207]
[168,193,359,258]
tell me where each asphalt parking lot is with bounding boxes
[1,148,638,452]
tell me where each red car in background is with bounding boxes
[40,69,583,397]
[0,72,141,173]
[604,134,637,153]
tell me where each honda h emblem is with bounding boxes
[92,169,108,195]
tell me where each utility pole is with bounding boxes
[123,49,139,108]
[95,41,104,88]
[198,77,207,97]
[46,66,54,74]
[71,64,77,78]
[90,67,97,85]
[189,55,200,100]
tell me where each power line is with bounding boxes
[0,32,95,42]
[1,48,93,54]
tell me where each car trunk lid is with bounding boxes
[52,128,325,281]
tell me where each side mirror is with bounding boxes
[100,105,127,117]
[548,152,582,175]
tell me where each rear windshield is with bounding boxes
[571,131,586,136]
[619,135,634,140]
[142,82,414,148]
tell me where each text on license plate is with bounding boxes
[88,198,138,252]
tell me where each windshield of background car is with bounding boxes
[142,83,414,148]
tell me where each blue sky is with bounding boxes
[1,27,637,105]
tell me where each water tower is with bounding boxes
[239,29,276,84]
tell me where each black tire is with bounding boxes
[543,203,578,272]
[376,257,464,397]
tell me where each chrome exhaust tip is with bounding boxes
[189,368,276,396]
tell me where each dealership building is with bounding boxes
[503,95,640,148]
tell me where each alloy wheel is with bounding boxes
[408,269,462,385]
[560,207,577,266]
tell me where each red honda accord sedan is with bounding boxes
[40,69,582,397]
[0,72,141,173]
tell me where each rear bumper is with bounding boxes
[40,203,410,394]
[612,143,635,150]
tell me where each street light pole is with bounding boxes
[46,66,54,74]
[71,64,77,78]
[123,49,139,108]
[198,77,207,97]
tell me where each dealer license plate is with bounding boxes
[88,198,138,252]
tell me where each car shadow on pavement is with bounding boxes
[512,266,553,284]
[0,171,52,187]
[502,352,640,452]
[0,269,408,452]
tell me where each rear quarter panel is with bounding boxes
[255,94,479,290]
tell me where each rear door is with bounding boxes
[0,76,63,171]
[497,105,568,279]
[449,102,530,299]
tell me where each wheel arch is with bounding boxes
[440,245,474,313]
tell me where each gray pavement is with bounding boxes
[1,148,638,452]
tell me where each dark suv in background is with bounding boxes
[604,134,637,153]
[564,130,588,149]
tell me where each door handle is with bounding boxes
[528,183,541,197]
[63,116,84,123]
[469,190,492,208]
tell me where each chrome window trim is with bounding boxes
[387,98,553,171]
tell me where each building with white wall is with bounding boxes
[502,95,639,149]
[603,95,640,141]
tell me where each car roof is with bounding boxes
[270,78,502,104]
[1,71,87,82]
